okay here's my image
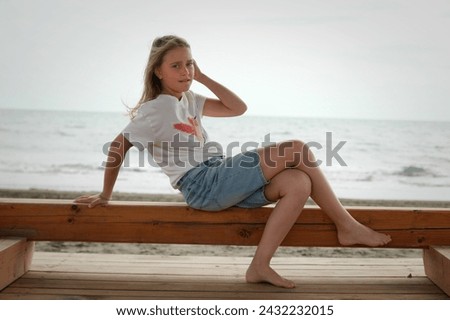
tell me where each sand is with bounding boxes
[3,188,448,258]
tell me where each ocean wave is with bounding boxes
[57,163,97,171]
[0,162,155,175]
[121,166,147,173]
[56,130,75,137]
[356,175,374,182]
[399,180,450,188]
[2,163,99,174]
[271,131,292,136]
[67,124,86,129]
[395,166,435,177]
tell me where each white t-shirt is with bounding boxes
[122,91,223,188]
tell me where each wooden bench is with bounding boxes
[1,198,449,296]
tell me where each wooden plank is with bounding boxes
[21,271,433,285]
[26,253,427,278]
[0,238,34,290]
[423,246,450,296]
[1,199,449,248]
[0,280,443,300]
[25,262,426,279]
[29,251,425,266]
[10,276,443,295]
[1,253,448,300]
[0,292,447,300]
[24,263,424,278]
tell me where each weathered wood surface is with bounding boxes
[1,198,450,247]
[1,252,447,300]
[0,238,34,290]
[423,247,450,296]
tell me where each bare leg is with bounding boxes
[246,169,311,288]
[246,141,391,288]
[257,140,391,247]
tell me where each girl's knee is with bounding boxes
[270,169,311,197]
[291,170,312,195]
[279,139,307,153]
[275,140,303,166]
[286,140,318,168]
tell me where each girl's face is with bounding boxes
[157,46,195,99]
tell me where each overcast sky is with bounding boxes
[1,0,449,121]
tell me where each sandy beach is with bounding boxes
[3,188,449,259]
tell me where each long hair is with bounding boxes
[128,35,191,119]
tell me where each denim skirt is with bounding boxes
[177,150,273,211]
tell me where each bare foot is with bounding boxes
[338,221,391,247]
[246,262,295,288]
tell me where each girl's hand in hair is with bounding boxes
[193,60,206,83]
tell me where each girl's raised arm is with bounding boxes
[74,133,133,208]
[194,61,247,117]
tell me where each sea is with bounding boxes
[1,108,449,201]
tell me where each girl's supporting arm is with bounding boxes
[74,133,132,208]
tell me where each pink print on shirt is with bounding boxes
[173,116,204,142]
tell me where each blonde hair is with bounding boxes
[128,35,191,119]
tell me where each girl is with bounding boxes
[75,35,391,289]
